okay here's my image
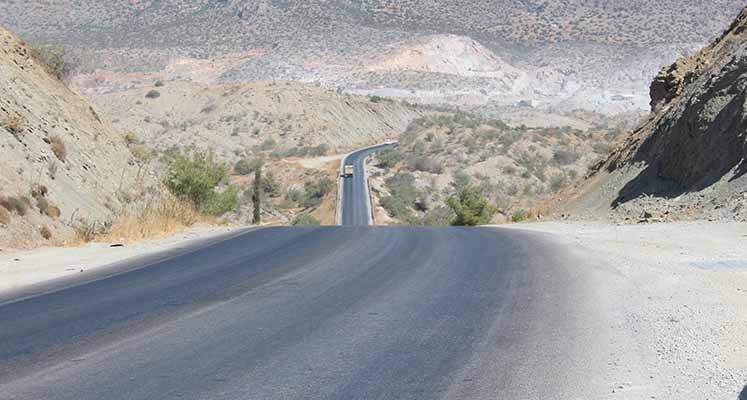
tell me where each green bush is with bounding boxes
[553,149,579,166]
[447,185,497,226]
[451,169,471,191]
[259,138,276,151]
[145,90,161,99]
[291,214,321,226]
[549,173,567,192]
[234,158,262,175]
[511,209,529,223]
[164,150,238,216]
[376,148,403,169]
[201,186,240,216]
[381,173,421,220]
[302,176,335,208]
[381,195,413,220]
[408,154,443,174]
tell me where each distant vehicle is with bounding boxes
[343,165,354,177]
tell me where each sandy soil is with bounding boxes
[0,225,245,294]
[501,221,747,400]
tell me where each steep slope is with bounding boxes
[90,80,425,161]
[552,8,747,222]
[0,26,152,248]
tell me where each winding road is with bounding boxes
[0,145,605,399]
[341,143,395,226]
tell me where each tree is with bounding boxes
[446,185,497,226]
[164,150,238,216]
[253,164,262,224]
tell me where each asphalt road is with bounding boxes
[0,227,603,400]
[0,145,605,399]
[342,143,395,226]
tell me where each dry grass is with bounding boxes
[100,195,212,243]
[49,135,67,161]
[0,207,10,225]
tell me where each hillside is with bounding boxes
[550,8,747,223]
[0,26,155,248]
[366,113,623,225]
[89,80,425,162]
[1,1,744,116]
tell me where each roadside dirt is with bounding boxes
[502,221,747,399]
[0,225,243,294]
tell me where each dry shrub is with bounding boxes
[31,184,48,198]
[3,114,25,134]
[101,194,207,243]
[36,196,49,214]
[46,204,61,218]
[40,226,52,240]
[3,196,28,216]
[74,220,111,243]
[50,135,67,161]
[0,207,10,225]
[0,196,10,212]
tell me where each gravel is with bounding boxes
[503,221,747,399]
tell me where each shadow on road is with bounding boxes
[739,384,747,400]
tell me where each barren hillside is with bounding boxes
[549,8,747,223]
[0,26,156,248]
[1,1,743,115]
[91,80,425,162]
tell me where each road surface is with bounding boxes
[0,145,606,399]
[341,143,395,226]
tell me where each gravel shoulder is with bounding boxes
[500,221,747,399]
[0,225,247,295]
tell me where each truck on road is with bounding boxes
[343,165,354,177]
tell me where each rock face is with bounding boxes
[554,8,747,222]
[0,26,152,247]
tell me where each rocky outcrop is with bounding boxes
[553,8,747,222]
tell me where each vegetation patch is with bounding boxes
[163,150,239,216]
[39,226,52,240]
[447,185,497,226]
[49,135,67,162]
[291,214,321,226]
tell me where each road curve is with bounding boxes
[0,226,605,399]
[341,143,395,226]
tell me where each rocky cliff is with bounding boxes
[552,8,747,222]
[0,26,153,248]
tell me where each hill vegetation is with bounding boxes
[369,113,624,224]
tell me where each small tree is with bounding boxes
[252,164,262,224]
[447,185,497,226]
